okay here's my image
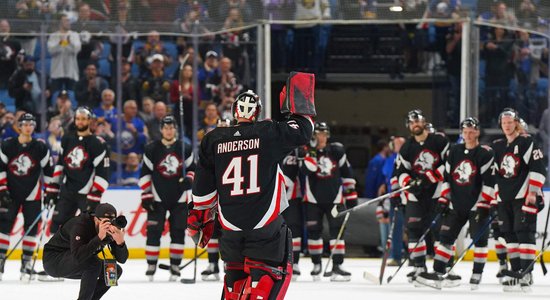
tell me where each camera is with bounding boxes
[107,215,128,229]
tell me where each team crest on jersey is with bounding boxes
[413,150,439,174]
[499,153,519,178]
[65,146,89,170]
[452,160,477,185]
[316,156,336,178]
[157,154,182,178]
[8,153,36,177]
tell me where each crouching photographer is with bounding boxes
[43,203,128,300]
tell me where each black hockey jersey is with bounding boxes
[396,133,449,201]
[192,115,313,231]
[440,144,495,212]
[53,133,109,195]
[0,138,54,201]
[139,140,195,203]
[301,142,356,204]
[492,135,546,201]
[281,150,301,201]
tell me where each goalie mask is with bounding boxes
[18,113,36,128]
[232,90,262,122]
[405,109,425,127]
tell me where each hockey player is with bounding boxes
[281,149,304,280]
[139,115,195,281]
[395,109,449,283]
[492,108,546,292]
[301,122,358,282]
[50,106,110,233]
[0,113,55,280]
[415,117,495,290]
[188,88,314,299]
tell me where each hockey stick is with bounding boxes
[322,212,350,277]
[377,205,400,285]
[502,239,550,279]
[28,201,55,281]
[181,243,198,284]
[5,206,49,260]
[387,212,442,284]
[159,248,207,271]
[331,185,411,218]
[540,202,550,275]
[444,214,495,275]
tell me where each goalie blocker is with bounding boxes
[280,71,316,117]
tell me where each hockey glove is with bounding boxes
[297,146,308,161]
[406,177,423,195]
[424,170,444,184]
[44,183,60,206]
[343,188,358,208]
[0,188,12,209]
[436,197,450,216]
[390,195,404,208]
[521,201,538,224]
[141,192,155,213]
[187,206,216,248]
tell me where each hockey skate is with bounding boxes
[519,273,533,293]
[330,264,351,282]
[0,255,5,281]
[169,264,181,282]
[502,276,519,292]
[442,270,461,288]
[291,264,300,281]
[20,260,38,282]
[496,262,507,284]
[201,263,220,281]
[469,273,482,290]
[146,264,157,282]
[310,264,322,281]
[407,267,425,284]
[414,271,443,290]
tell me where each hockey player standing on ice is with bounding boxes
[492,108,546,292]
[396,109,449,283]
[415,117,495,290]
[0,113,56,280]
[188,87,314,299]
[301,122,358,282]
[281,149,304,280]
[139,115,195,281]
[50,106,110,233]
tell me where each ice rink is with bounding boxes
[2,258,550,299]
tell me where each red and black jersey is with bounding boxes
[301,142,356,204]
[281,150,301,201]
[396,133,450,201]
[139,140,195,203]
[0,137,54,201]
[440,143,495,212]
[192,115,313,231]
[53,133,109,195]
[492,135,546,201]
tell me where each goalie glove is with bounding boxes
[187,203,216,248]
[141,192,155,213]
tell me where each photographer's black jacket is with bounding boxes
[44,213,128,264]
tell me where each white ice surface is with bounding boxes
[2,258,550,299]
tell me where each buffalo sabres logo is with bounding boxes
[500,153,519,178]
[413,150,439,174]
[157,154,181,178]
[65,146,89,170]
[9,153,35,176]
[120,129,136,150]
[316,156,336,178]
[452,160,477,185]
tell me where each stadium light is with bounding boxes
[389,5,403,12]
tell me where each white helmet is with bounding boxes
[232,90,262,122]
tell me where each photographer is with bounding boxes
[43,203,128,300]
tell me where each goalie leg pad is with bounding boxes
[223,262,247,300]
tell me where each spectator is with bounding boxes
[49,90,75,132]
[110,100,148,165]
[118,60,141,102]
[146,101,167,142]
[0,19,22,91]
[538,108,549,161]
[42,116,64,164]
[73,3,103,75]
[220,8,250,78]
[114,152,141,186]
[513,31,541,123]
[85,0,110,20]
[173,10,214,57]
[138,97,155,124]
[197,102,219,142]
[365,140,390,198]
[198,50,220,100]
[170,64,197,134]
[206,57,242,104]
[8,55,47,114]
[135,30,170,78]
[490,2,517,26]
[75,62,109,108]
[445,22,462,126]
[94,117,115,146]
[141,54,171,102]
[218,96,234,121]
[175,0,208,21]
[0,112,15,140]
[47,14,81,94]
[218,0,252,22]
[148,0,178,23]
[264,0,292,72]
[93,89,118,121]
[518,0,537,27]
[14,0,42,19]
[52,0,78,22]
[1,110,26,140]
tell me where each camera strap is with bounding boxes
[101,248,118,287]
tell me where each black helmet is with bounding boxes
[405,109,425,127]
[18,113,36,127]
[498,107,519,126]
[232,90,262,122]
[460,117,480,130]
[160,115,178,130]
[75,106,95,119]
[314,122,330,136]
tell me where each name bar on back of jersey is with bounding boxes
[217,138,260,154]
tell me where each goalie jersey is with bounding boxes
[0,138,54,201]
[192,116,313,231]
